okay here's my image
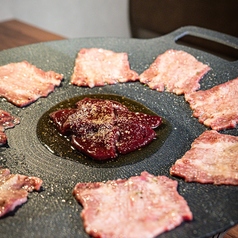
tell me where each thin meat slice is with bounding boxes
[128,111,162,129]
[115,110,158,154]
[49,108,77,134]
[0,61,63,107]
[0,168,43,218]
[170,130,238,185]
[73,171,193,238]
[62,98,119,160]
[185,77,238,131]
[71,48,139,88]
[71,126,119,160]
[0,109,20,145]
[50,98,162,160]
[139,49,211,95]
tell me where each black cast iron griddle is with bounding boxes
[0,26,238,238]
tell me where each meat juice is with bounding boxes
[37,94,171,168]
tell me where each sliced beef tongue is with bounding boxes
[185,76,238,131]
[170,130,238,185]
[0,168,43,218]
[139,49,211,95]
[70,48,139,88]
[73,171,193,238]
[0,61,63,107]
[0,109,20,146]
[50,98,162,160]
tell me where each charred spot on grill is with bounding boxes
[37,94,171,168]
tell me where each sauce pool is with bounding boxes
[36,94,171,168]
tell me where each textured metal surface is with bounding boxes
[0,26,238,238]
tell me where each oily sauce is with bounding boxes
[37,94,171,168]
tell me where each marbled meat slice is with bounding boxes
[170,130,238,185]
[139,49,211,95]
[0,168,43,217]
[0,61,63,107]
[185,77,238,131]
[73,171,193,238]
[50,98,162,160]
[0,109,20,145]
[70,48,139,88]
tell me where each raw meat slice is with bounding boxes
[170,130,238,185]
[71,48,139,88]
[50,98,162,160]
[0,168,43,217]
[49,108,77,134]
[71,126,119,160]
[75,97,129,113]
[185,77,238,131]
[0,61,63,107]
[62,98,119,160]
[139,49,211,95]
[0,109,20,145]
[115,110,157,154]
[73,171,193,238]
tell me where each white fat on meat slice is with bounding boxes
[0,168,43,217]
[0,61,63,107]
[73,171,192,238]
[71,48,139,88]
[170,130,238,185]
[185,77,238,131]
[139,49,211,95]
